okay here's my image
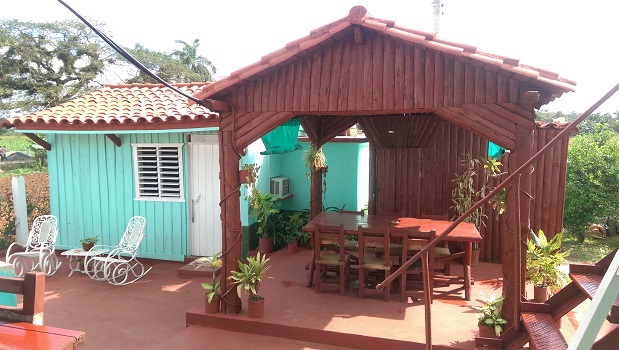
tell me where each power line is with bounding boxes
[56,0,208,107]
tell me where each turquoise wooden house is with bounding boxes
[2,83,223,261]
[1,82,370,261]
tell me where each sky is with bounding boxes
[3,0,618,114]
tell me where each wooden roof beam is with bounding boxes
[105,134,122,147]
[520,91,540,104]
[23,133,51,151]
[354,26,365,45]
[203,99,231,112]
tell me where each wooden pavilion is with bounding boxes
[192,4,575,341]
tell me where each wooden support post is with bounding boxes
[219,130,242,314]
[309,146,324,220]
[23,133,51,151]
[503,123,534,328]
[104,134,122,147]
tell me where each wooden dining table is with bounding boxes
[302,211,482,300]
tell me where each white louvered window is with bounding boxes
[132,143,185,202]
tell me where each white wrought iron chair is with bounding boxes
[5,215,61,277]
[85,216,151,286]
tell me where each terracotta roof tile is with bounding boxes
[193,5,576,102]
[3,83,217,131]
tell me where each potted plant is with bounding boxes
[303,145,328,195]
[195,252,223,314]
[240,163,260,186]
[229,252,270,318]
[474,292,508,338]
[451,154,505,265]
[285,211,310,252]
[250,190,279,254]
[80,236,99,251]
[526,229,570,302]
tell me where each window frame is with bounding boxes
[132,143,185,202]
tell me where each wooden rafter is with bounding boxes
[23,133,51,151]
[105,134,121,147]
[203,99,231,112]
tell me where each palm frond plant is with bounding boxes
[229,252,271,302]
[526,229,570,294]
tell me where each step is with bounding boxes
[521,312,568,350]
[570,272,619,323]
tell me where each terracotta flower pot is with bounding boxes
[82,243,94,251]
[478,324,496,338]
[248,298,265,318]
[471,249,480,267]
[239,170,253,184]
[205,295,221,314]
[287,241,299,253]
[533,285,549,302]
[259,237,274,254]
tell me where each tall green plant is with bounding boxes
[249,191,279,238]
[451,153,504,250]
[526,229,570,292]
[229,252,270,301]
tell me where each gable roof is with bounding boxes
[2,83,218,131]
[193,6,575,103]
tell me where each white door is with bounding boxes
[188,134,222,257]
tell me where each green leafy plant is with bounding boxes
[451,153,504,250]
[250,190,280,239]
[526,229,570,292]
[474,292,508,337]
[302,145,328,195]
[195,251,223,303]
[229,252,270,302]
[80,236,99,245]
[241,163,260,200]
[283,211,310,245]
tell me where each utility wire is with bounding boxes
[57,0,209,107]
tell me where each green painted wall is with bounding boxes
[48,133,188,261]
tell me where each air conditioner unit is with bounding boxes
[269,177,290,198]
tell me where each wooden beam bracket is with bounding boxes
[105,134,122,147]
[354,26,365,45]
[203,99,231,112]
[23,133,51,151]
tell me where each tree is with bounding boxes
[0,19,115,115]
[124,39,216,84]
[564,130,619,242]
[171,39,216,81]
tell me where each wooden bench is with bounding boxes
[0,271,85,349]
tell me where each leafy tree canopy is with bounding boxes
[0,19,115,115]
[124,39,216,84]
[564,129,619,242]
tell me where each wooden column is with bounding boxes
[503,123,535,327]
[219,130,242,314]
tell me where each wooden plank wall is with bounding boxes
[372,123,569,263]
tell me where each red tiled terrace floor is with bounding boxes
[15,248,515,349]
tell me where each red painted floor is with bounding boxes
[28,249,510,349]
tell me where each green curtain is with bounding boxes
[260,117,303,155]
[488,141,506,159]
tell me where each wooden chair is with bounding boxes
[400,229,436,303]
[0,272,45,325]
[420,213,463,277]
[313,224,351,295]
[338,210,364,254]
[357,226,392,301]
